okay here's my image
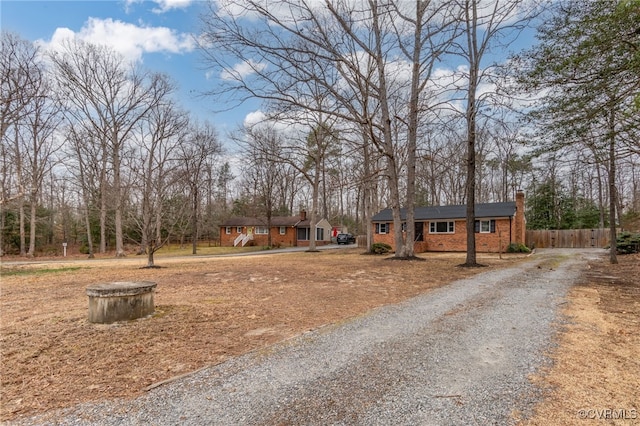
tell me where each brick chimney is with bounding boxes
[300,210,307,221]
[515,190,525,244]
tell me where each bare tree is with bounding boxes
[235,126,290,247]
[179,121,222,255]
[130,93,189,267]
[49,39,171,257]
[200,0,457,257]
[66,125,101,258]
[454,0,541,266]
[1,32,40,147]
[1,33,42,255]
[20,74,63,256]
[2,40,61,257]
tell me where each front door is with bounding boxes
[415,222,423,241]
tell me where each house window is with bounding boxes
[225,226,231,235]
[316,227,324,241]
[401,222,407,232]
[297,227,310,240]
[279,226,286,235]
[475,219,496,233]
[429,221,454,234]
[237,226,243,233]
[255,226,268,234]
[375,223,389,234]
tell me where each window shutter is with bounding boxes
[474,220,480,233]
[490,220,496,233]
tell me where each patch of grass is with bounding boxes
[0,266,84,277]
[152,245,265,257]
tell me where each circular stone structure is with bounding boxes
[86,281,157,324]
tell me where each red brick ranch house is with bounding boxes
[219,211,333,247]
[371,191,526,253]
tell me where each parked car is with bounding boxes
[336,233,356,244]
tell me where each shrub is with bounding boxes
[616,232,640,254]
[506,243,531,253]
[371,242,392,254]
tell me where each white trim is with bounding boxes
[429,221,455,234]
[376,223,389,234]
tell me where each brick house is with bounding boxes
[219,211,333,247]
[371,191,526,253]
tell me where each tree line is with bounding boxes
[1,34,226,266]
[2,0,639,264]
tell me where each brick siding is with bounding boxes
[220,226,298,247]
[219,226,330,248]
[372,217,517,253]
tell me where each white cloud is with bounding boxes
[243,110,267,127]
[151,0,194,13]
[213,0,329,23]
[243,110,305,136]
[40,17,195,63]
[125,0,194,14]
[220,59,267,81]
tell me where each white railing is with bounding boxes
[234,234,244,247]
[242,233,253,246]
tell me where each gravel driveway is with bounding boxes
[12,248,603,426]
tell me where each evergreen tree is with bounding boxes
[516,0,640,263]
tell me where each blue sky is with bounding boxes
[0,0,256,138]
[1,0,540,149]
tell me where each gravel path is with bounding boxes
[11,248,603,426]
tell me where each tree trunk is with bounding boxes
[99,192,107,253]
[607,107,618,264]
[84,205,94,259]
[113,142,125,258]
[192,184,198,255]
[156,210,162,247]
[19,196,26,256]
[397,0,424,259]
[464,105,478,266]
[596,162,605,228]
[99,143,108,254]
[27,192,37,257]
[0,204,5,256]
[146,242,155,267]
[12,126,26,256]
[368,4,406,258]
[363,131,373,252]
[308,156,320,251]
[464,0,479,267]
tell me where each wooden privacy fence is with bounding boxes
[526,228,611,249]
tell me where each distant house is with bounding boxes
[220,211,333,247]
[371,191,526,253]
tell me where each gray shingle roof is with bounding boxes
[220,216,317,227]
[371,202,517,222]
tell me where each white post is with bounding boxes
[63,242,67,257]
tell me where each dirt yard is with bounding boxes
[1,249,526,422]
[1,249,638,424]
[522,252,640,425]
